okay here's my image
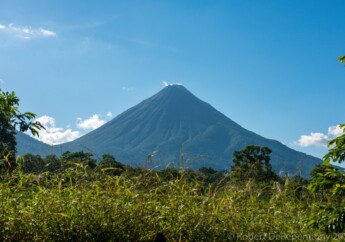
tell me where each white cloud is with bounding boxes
[30,113,111,144]
[77,114,106,130]
[328,125,344,137]
[295,132,329,147]
[40,28,57,37]
[0,23,57,39]
[295,124,344,147]
[34,116,80,145]
[162,81,183,87]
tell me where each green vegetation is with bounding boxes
[339,55,345,64]
[0,88,43,169]
[0,153,340,241]
[230,145,279,184]
[304,56,345,234]
[0,150,342,241]
[307,124,345,233]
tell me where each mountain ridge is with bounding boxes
[17,85,321,176]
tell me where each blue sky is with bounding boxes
[1,0,345,159]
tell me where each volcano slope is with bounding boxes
[18,85,321,176]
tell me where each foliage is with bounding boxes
[339,55,345,64]
[61,151,97,169]
[324,124,345,165]
[308,162,345,232]
[307,57,345,233]
[284,175,310,200]
[309,164,343,197]
[0,157,338,241]
[44,154,63,172]
[19,153,46,173]
[230,145,279,184]
[0,87,43,168]
[98,153,125,176]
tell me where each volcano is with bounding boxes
[17,85,321,176]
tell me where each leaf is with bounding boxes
[323,156,331,165]
[55,213,69,217]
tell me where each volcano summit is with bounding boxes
[18,85,321,176]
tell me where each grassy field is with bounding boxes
[0,162,342,242]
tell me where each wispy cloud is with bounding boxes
[295,125,344,147]
[106,112,113,118]
[40,29,57,37]
[122,86,134,91]
[0,23,57,39]
[162,81,183,87]
[77,114,106,130]
[34,116,80,145]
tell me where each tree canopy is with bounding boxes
[0,87,43,168]
[307,55,345,233]
[230,145,278,183]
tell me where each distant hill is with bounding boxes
[17,85,321,176]
[16,132,52,156]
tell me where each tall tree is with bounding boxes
[98,153,125,175]
[230,145,278,183]
[323,56,345,165]
[61,151,97,169]
[0,87,43,169]
[307,56,345,233]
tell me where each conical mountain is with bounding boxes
[17,85,321,176]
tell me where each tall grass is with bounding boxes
[0,164,342,241]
